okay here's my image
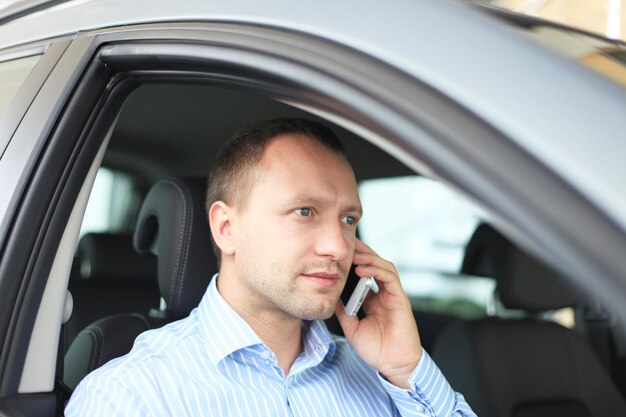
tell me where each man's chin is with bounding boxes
[293,302,338,321]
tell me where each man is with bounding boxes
[66,118,476,416]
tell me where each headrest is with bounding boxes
[133,178,217,319]
[76,233,156,282]
[461,223,579,311]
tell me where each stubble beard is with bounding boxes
[242,263,343,321]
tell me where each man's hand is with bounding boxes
[335,239,422,389]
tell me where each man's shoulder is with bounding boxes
[66,314,208,414]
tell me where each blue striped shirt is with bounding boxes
[66,278,476,416]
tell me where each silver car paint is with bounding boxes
[1,0,625,233]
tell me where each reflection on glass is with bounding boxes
[0,55,40,117]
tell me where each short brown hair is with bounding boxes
[206,117,346,257]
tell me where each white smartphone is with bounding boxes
[344,276,379,316]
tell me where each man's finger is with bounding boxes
[354,265,403,297]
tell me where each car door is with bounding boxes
[1,2,626,416]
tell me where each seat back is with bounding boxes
[65,233,159,349]
[64,178,218,390]
[432,223,626,417]
[133,177,217,320]
[64,314,150,390]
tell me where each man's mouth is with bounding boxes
[301,272,341,288]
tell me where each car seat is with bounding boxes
[64,177,218,390]
[65,232,159,350]
[432,223,626,417]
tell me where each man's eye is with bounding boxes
[341,215,357,225]
[295,208,312,217]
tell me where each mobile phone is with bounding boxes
[343,275,379,316]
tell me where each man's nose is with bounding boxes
[314,219,352,261]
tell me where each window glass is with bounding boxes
[358,176,495,318]
[80,167,143,237]
[0,54,40,118]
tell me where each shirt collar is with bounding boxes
[306,320,336,355]
[299,319,337,368]
[197,274,336,366]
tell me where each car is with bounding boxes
[1,1,626,416]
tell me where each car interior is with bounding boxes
[57,81,626,416]
[433,223,626,416]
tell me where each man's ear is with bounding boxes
[209,201,236,256]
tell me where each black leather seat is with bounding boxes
[64,177,218,390]
[432,223,626,417]
[133,177,217,321]
[65,233,159,350]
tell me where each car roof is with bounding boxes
[2,0,626,232]
[1,0,462,51]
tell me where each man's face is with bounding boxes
[232,134,362,321]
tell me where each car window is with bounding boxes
[79,167,143,237]
[358,175,577,327]
[0,54,40,117]
[358,175,495,318]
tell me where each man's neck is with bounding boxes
[216,273,303,376]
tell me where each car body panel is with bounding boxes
[1,0,625,234]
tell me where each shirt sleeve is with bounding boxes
[378,350,477,417]
[65,374,154,417]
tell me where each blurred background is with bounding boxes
[480,0,626,41]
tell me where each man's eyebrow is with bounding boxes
[284,194,363,216]
[344,203,363,216]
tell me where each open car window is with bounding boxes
[359,175,577,328]
[359,176,494,318]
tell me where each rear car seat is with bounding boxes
[64,232,159,350]
[432,223,626,417]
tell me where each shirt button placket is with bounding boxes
[285,377,295,416]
